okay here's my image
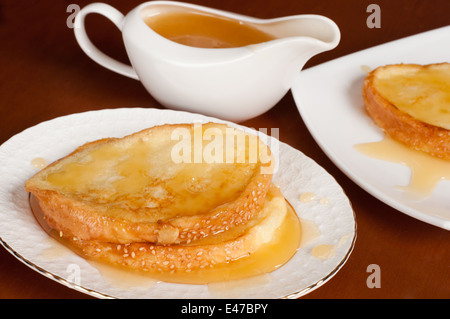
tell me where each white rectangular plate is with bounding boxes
[292,26,450,230]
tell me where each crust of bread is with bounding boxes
[363,63,450,160]
[67,185,286,273]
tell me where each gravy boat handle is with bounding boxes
[74,3,139,80]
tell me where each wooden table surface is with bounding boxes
[0,0,449,299]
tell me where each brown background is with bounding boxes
[0,0,449,299]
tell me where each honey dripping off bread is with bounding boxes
[25,123,274,245]
[363,63,450,159]
[68,184,286,274]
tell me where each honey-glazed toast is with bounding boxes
[363,63,450,159]
[25,123,274,244]
[66,184,287,274]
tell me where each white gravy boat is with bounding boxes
[74,1,340,122]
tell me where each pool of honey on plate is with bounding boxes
[143,10,275,48]
[30,193,303,286]
[355,135,450,198]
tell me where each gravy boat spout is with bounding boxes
[248,15,341,91]
[74,1,341,122]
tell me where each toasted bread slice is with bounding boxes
[66,184,287,274]
[363,63,450,159]
[25,123,274,244]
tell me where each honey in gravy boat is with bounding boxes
[74,1,340,121]
[143,10,276,48]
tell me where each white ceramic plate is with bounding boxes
[0,108,355,299]
[292,26,450,231]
